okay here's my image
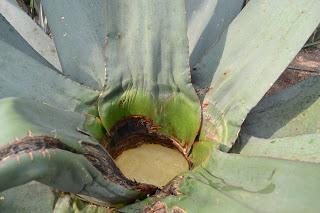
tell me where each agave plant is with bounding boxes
[0,0,320,212]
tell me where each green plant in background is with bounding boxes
[0,0,319,212]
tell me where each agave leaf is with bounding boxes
[42,0,107,90]
[198,0,320,150]
[0,0,61,71]
[0,16,98,112]
[0,98,151,205]
[237,134,320,163]
[1,182,111,213]
[187,0,244,67]
[242,76,320,138]
[122,179,253,213]
[98,0,201,151]
[0,14,55,69]
[233,76,320,162]
[124,151,320,212]
[53,194,112,213]
[0,182,56,213]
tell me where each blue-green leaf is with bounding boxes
[0,98,151,205]
[187,0,244,67]
[0,15,98,111]
[199,0,320,150]
[0,0,61,71]
[235,76,320,162]
[42,0,107,90]
[0,182,56,213]
[124,150,320,212]
[98,0,201,151]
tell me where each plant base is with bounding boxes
[115,144,189,187]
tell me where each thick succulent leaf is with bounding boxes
[53,194,112,213]
[1,182,112,213]
[198,0,320,150]
[42,0,107,90]
[0,14,54,69]
[242,76,320,139]
[124,151,320,213]
[237,134,320,163]
[0,0,61,71]
[122,180,252,213]
[233,76,320,162]
[0,98,149,205]
[187,0,244,67]
[98,0,201,151]
[0,182,56,213]
[0,16,98,112]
